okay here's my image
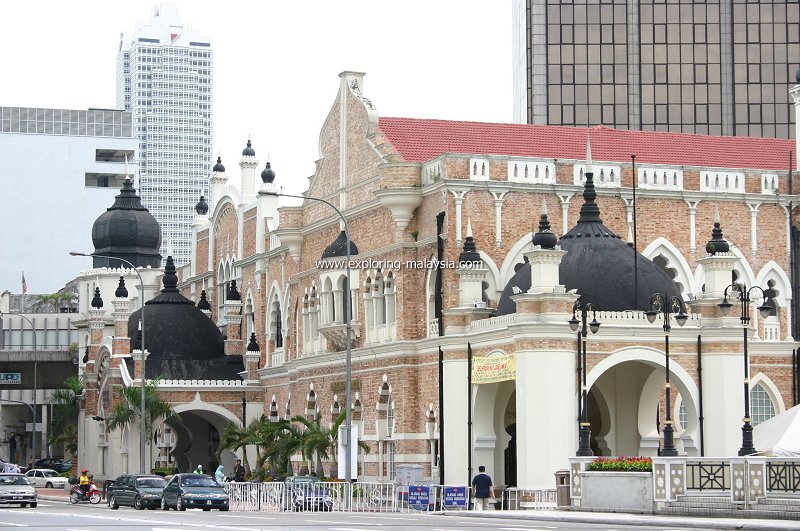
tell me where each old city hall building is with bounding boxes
[73,72,800,489]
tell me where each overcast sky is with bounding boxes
[3,0,512,197]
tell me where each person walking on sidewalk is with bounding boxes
[471,465,495,511]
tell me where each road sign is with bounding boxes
[443,486,468,507]
[0,373,21,385]
[407,485,430,508]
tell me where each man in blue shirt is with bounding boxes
[471,465,495,510]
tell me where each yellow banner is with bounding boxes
[472,354,516,384]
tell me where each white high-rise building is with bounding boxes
[116,3,212,265]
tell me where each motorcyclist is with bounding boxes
[79,469,90,498]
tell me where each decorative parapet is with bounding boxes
[158,379,247,387]
[507,159,556,185]
[574,164,621,187]
[422,159,444,186]
[469,158,491,181]
[638,167,684,191]
[700,170,745,193]
[761,174,779,195]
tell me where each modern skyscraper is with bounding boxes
[513,0,799,139]
[116,3,212,265]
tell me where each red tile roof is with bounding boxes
[378,117,795,171]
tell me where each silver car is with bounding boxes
[25,469,68,489]
[0,474,37,507]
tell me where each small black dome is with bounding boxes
[497,172,681,315]
[321,230,359,259]
[115,276,129,298]
[242,139,255,157]
[197,290,211,310]
[531,203,557,249]
[705,209,730,255]
[458,225,481,266]
[226,280,241,301]
[128,257,243,380]
[91,177,161,269]
[195,195,209,215]
[213,156,226,173]
[261,162,275,184]
[91,287,103,309]
[246,332,260,352]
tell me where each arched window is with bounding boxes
[751,383,776,425]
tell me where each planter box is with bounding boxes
[580,471,653,513]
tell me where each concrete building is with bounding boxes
[0,106,137,293]
[116,3,213,267]
[512,0,800,138]
[74,72,800,491]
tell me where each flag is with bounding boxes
[22,272,27,295]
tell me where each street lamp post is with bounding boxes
[645,293,688,456]
[569,301,601,456]
[0,313,37,465]
[264,191,355,482]
[718,283,772,456]
[70,251,147,473]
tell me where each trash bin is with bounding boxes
[554,470,570,507]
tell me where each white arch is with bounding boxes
[499,233,534,287]
[172,400,242,427]
[751,372,787,415]
[477,250,501,302]
[640,237,694,300]
[756,261,792,305]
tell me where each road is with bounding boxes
[0,500,723,531]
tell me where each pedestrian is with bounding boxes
[193,464,203,474]
[233,459,245,482]
[471,465,495,511]
[214,465,225,484]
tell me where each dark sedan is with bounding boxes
[161,474,228,511]
[107,474,165,510]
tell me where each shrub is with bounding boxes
[587,456,652,472]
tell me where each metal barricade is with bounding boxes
[352,482,396,512]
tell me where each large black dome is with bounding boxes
[497,173,682,315]
[91,177,161,269]
[321,230,359,259]
[128,257,244,380]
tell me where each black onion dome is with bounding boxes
[705,209,730,255]
[496,172,682,315]
[197,290,211,310]
[459,225,481,266]
[226,280,241,301]
[242,139,255,157]
[91,287,103,309]
[247,333,260,352]
[260,162,275,183]
[127,256,243,380]
[91,177,161,269]
[115,276,129,298]
[532,203,557,249]
[213,156,225,173]
[321,230,359,259]
[195,195,209,215]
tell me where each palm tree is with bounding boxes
[217,416,265,476]
[48,376,83,447]
[301,410,370,479]
[105,379,180,462]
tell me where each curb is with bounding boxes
[441,510,800,530]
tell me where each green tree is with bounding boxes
[105,379,180,461]
[300,410,370,479]
[47,376,83,448]
[35,292,77,313]
[217,416,266,476]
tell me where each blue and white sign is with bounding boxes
[407,485,430,508]
[443,486,468,507]
[0,373,21,385]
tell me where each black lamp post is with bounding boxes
[569,301,600,456]
[718,283,772,456]
[645,294,688,456]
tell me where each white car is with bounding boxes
[25,469,68,489]
[0,474,37,507]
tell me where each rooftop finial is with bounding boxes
[586,131,593,174]
[706,204,730,255]
[532,200,557,249]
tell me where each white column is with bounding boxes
[558,194,573,235]
[700,350,745,456]
[748,203,760,256]
[516,347,576,489]
[787,295,794,341]
[450,190,468,247]
[442,357,469,485]
[491,190,507,246]
[686,201,700,255]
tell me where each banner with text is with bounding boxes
[471,354,516,384]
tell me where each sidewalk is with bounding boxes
[36,487,71,502]
[444,509,800,530]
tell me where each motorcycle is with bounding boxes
[69,482,101,504]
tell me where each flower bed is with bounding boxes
[587,456,652,472]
